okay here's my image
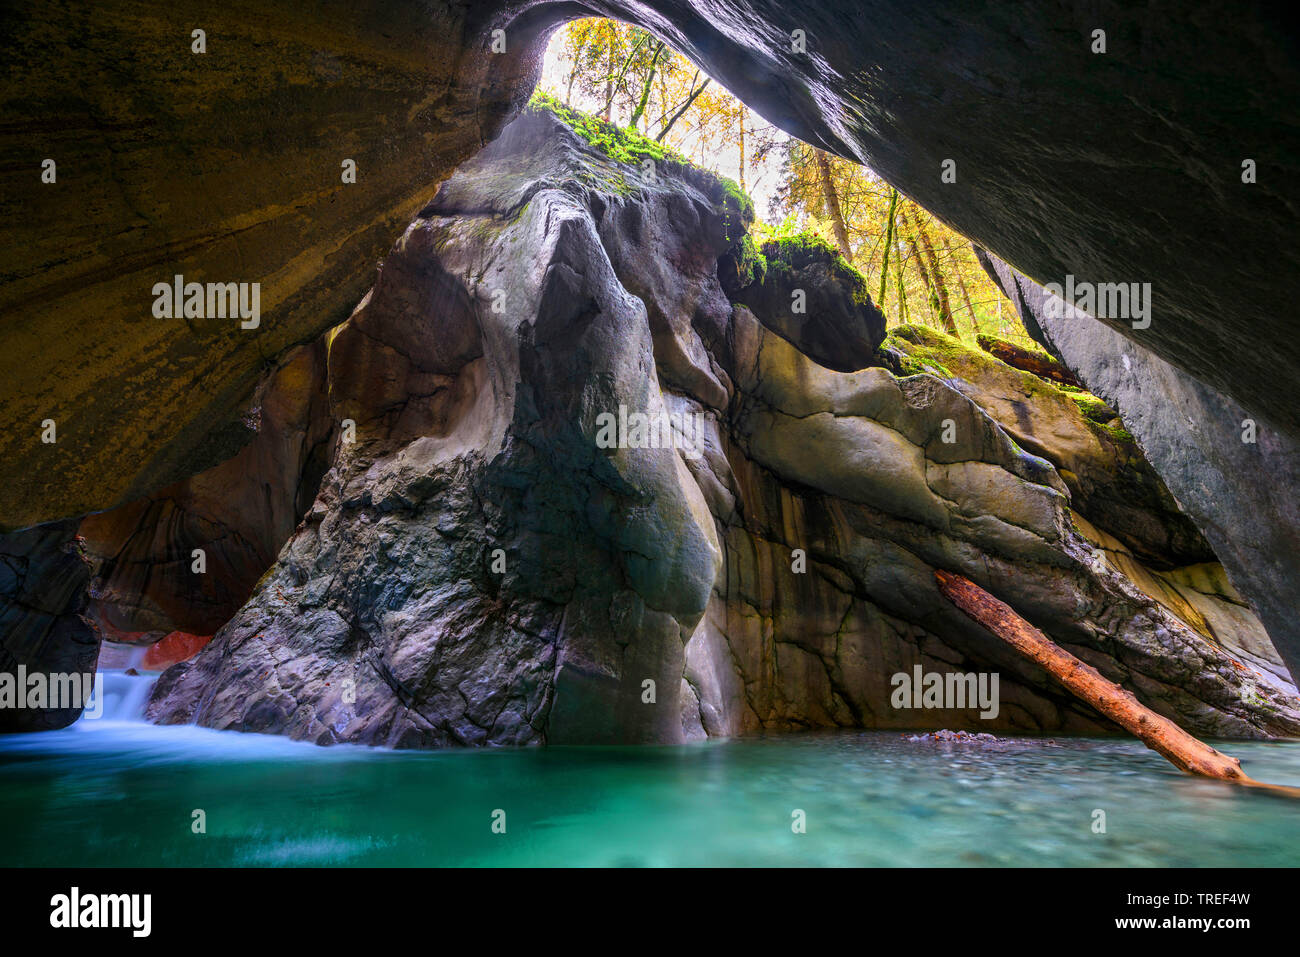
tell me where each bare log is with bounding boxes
[976,333,1082,387]
[934,568,1300,794]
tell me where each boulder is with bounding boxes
[147,110,1300,744]
[723,235,886,371]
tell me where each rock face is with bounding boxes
[722,237,886,371]
[0,0,543,531]
[0,522,99,731]
[78,341,333,644]
[886,323,1293,689]
[4,0,1298,534]
[978,250,1300,688]
[148,111,1300,745]
[0,340,333,728]
[884,325,1212,570]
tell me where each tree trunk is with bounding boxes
[565,33,589,107]
[934,569,1300,794]
[943,236,978,329]
[603,32,646,123]
[894,241,910,325]
[602,37,615,122]
[814,149,852,258]
[737,107,746,192]
[907,208,959,338]
[656,75,708,142]
[878,188,899,310]
[628,40,664,130]
[899,208,939,330]
[976,335,1083,387]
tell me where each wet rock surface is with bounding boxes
[978,250,1300,688]
[146,112,1300,745]
[906,730,998,744]
[0,521,99,731]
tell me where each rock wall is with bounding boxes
[5,0,1297,536]
[978,250,1300,687]
[884,325,1212,569]
[0,0,544,530]
[0,337,333,729]
[78,341,333,644]
[147,112,1300,745]
[0,521,99,731]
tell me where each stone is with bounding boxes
[146,110,1300,745]
[978,249,1300,687]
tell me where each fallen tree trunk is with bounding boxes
[976,334,1082,387]
[934,568,1299,794]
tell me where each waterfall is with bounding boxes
[83,669,157,724]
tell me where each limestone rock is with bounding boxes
[147,111,1300,744]
[978,249,1300,686]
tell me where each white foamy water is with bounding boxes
[88,668,156,724]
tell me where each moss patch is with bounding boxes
[975,331,1055,361]
[734,233,767,287]
[1071,392,1118,425]
[529,91,687,168]
[759,231,871,305]
[887,326,1135,434]
[1086,417,1136,446]
[528,91,754,240]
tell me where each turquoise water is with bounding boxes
[2,675,1299,866]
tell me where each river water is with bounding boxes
[1,671,1298,866]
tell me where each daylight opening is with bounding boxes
[539,17,1027,344]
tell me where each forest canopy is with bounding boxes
[540,17,1029,344]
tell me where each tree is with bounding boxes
[878,187,899,309]
[814,149,852,258]
[909,208,959,338]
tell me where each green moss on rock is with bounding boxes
[529,91,687,168]
[759,232,871,305]
[1071,392,1119,425]
[528,91,754,239]
[734,234,767,287]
